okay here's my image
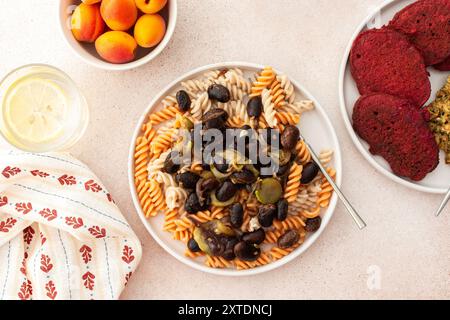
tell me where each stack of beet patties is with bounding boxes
[350,0,450,181]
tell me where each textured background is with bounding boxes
[0,0,449,299]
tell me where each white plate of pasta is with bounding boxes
[129,62,342,276]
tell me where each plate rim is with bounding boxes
[338,0,448,195]
[128,61,343,276]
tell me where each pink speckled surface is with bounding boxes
[0,0,448,299]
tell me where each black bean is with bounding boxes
[205,232,225,256]
[201,163,211,171]
[301,162,320,184]
[185,193,202,214]
[230,169,257,185]
[247,96,263,117]
[276,199,289,221]
[163,151,180,174]
[234,241,261,262]
[222,237,239,261]
[216,181,238,202]
[215,162,229,173]
[277,230,300,249]
[230,203,244,228]
[242,229,266,245]
[305,216,322,232]
[202,108,229,129]
[281,125,300,150]
[208,84,231,103]
[277,163,291,177]
[176,90,191,112]
[187,238,201,253]
[258,204,277,227]
[201,178,220,192]
[177,172,200,189]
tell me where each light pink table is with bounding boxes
[0,0,448,299]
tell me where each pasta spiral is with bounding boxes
[270,78,287,108]
[166,186,188,210]
[301,206,321,219]
[150,128,178,155]
[225,69,252,92]
[161,95,178,108]
[295,140,311,164]
[319,149,334,166]
[277,75,295,104]
[134,136,151,182]
[181,79,211,95]
[135,179,156,218]
[275,112,300,126]
[149,106,180,125]
[163,209,179,232]
[285,162,303,203]
[282,100,315,114]
[317,168,336,208]
[215,78,246,101]
[148,179,166,212]
[205,256,231,269]
[273,215,306,232]
[191,92,211,120]
[262,89,278,128]
[250,66,276,97]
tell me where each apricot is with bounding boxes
[135,0,167,14]
[95,31,137,64]
[100,0,137,31]
[82,0,102,4]
[71,3,105,43]
[134,14,166,48]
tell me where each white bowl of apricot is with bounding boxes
[58,0,177,71]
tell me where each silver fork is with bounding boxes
[435,186,450,217]
[300,134,367,229]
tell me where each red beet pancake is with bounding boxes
[434,55,450,71]
[353,93,439,181]
[389,0,450,66]
[350,28,431,108]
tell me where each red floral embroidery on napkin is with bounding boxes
[45,281,57,300]
[18,280,32,300]
[30,170,49,178]
[58,174,77,186]
[0,196,8,207]
[65,217,84,229]
[80,245,92,264]
[23,226,35,245]
[82,272,95,291]
[125,272,132,286]
[88,226,106,239]
[15,202,33,214]
[85,180,102,193]
[20,252,28,276]
[2,166,21,178]
[107,193,115,203]
[40,255,54,273]
[0,217,16,233]
[39,208,58,222]
[122,246,135,264]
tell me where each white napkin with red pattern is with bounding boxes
[0,150,142,300]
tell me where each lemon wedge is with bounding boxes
[4,78,67,143]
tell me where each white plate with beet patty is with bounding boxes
[339,0,450,194]
[129,62,342,276]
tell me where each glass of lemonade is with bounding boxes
[0,64,89,152]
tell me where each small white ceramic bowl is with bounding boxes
[58,0,177,71]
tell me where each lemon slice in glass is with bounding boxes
[4,78,67,143]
